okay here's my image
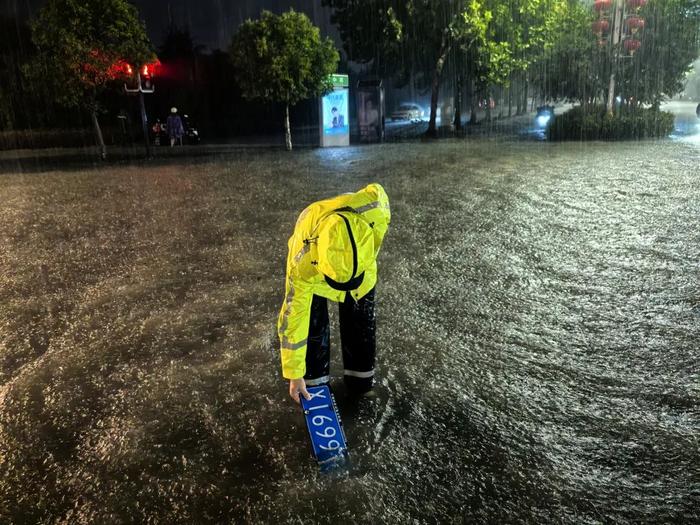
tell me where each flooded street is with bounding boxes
[1,135,699,523]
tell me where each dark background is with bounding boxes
[0,0,338,51]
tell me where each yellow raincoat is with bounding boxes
[278,183,391,379]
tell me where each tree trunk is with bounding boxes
[607,74,616,115]
[454,71,463,132]
[496,86,503,119]
[91,108,106,160]
[516,73,524,115]
[427,34,450,138]
[485,89,492,122]
[469,80,478,125]
[284,103,292,151]
[508,79,513,118]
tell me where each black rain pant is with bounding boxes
[304,288,376,393]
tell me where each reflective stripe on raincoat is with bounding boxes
[278,183,390,380]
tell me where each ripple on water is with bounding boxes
[0,139,698,523]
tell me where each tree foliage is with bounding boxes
[230,10,339,107]
[25,0,154,157]
[0,17,34,130]
[616,0,700,106]
[543,0,700,106]
[28,0,155,110]
[325,0,494,134]
[321,0,403,78]
[538,0,600,103]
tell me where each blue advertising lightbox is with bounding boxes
[320,74,349,147]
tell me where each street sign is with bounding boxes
[329,74,349,88]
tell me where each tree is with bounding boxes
[615,0,700,108]
[28,0,155,159]
[0,17,33,130]
[229,10,339,151]
[537,0,600,105]
[325,0,492,137]
[422,1,491,135]
[541,0,700,108]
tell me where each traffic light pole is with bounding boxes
[137,74,151,158]
[125,69,155,158]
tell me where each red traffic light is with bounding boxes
[140,60,161,79]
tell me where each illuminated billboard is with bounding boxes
[320,74,349,147]
[322,90,349,136]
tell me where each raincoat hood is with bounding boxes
[317,211,375,289]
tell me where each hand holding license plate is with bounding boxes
[300,385,348,470]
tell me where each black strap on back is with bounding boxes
[337,213,358,279]
[323,211,365,291]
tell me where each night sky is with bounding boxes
[1,0,339,52]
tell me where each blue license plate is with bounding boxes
[300,385,348,470]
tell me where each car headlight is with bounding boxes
[536,114,551,127]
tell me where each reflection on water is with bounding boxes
[1,138,699,523]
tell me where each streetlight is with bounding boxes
[124,60,160,157]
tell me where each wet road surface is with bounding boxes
[1,131,699,523]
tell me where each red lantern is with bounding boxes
[592,19,611,35]
[594,0,613,12]
[624,38,642,55]
[626,16,645,34]
[627,0,647,10]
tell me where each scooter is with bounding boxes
[152,119,165,146]
[182,114,201,144]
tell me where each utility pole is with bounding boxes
[607,0,624,115]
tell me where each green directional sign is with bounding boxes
[328,73,349,88]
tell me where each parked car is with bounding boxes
[391,103,424,121]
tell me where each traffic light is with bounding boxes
[140,64,154,92]
[123,63,140,92]
[123,60,159,93]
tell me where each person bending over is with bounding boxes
[278,183,390,403]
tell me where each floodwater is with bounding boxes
[1,123,699,523]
